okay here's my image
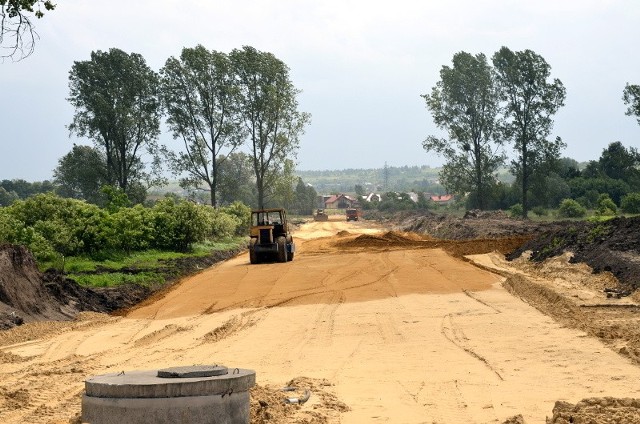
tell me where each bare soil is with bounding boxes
[2,213,640,423]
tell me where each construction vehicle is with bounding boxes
[313,208,329,221]
[346,208,362,222]
[248,208,295,264]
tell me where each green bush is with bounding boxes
[18,226,57,262]
[152,198,208,251]
[105,205,154,253]
[0,208,24,244]
[532,206,548,217]
[509,203,524,218]
[595,194,617,216]
[0,192,247,262]
[621,192,640,214]
[220,201,251,235]
[558,199,587,218]
[205,208,240,239]
[3,194,108,259]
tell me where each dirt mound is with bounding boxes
[0,244,143,330]
[250,376,349,423]
[548,397,640,423]
[0,244,74,328]
[335,230,529,257]
[336,231,428,248]
[508,216,640,289]
[371,210,564,240]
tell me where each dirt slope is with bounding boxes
[1,218,640,423]
[0,245,73,327]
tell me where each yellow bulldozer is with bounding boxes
[248,208,295,264]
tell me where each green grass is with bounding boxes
[40,236,246,288]
[72,272,165,288]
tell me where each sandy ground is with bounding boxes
[1,217,640,423]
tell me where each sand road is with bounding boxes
[1,218,640,423]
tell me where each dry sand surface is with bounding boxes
[1,216,640,423]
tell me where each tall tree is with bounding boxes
[53,144,108,205]
[0,0,54,60]
[623,83,640,127]
[161,45,245,207]
[492,47,566,217]
[422,51,503,210]
[230,46,310,209]
[68,48,162,199]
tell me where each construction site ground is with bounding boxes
[2,214,640,423]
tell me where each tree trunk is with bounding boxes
[521,140,529,219]
[475,145,485,210]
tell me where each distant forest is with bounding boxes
[296,165,515,195]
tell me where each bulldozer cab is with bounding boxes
[251,209,287,237]
[253,210,282,224]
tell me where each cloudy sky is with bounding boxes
[1,0,639,181]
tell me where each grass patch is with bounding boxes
[73,272,165,288]
[40,236,246,288]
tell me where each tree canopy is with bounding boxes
[161,45,245,207]
[422,51,503,210]
[230,46,310,209]
[53,144,108,205]
[0,0,54,60]
[68,48,163,199]
[492,46,566,217]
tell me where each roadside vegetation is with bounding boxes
[0,191,249,287]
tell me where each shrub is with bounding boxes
[532,206,548,217]
[206,208,241,239]
[595,194,617,216]
[621,192,640,214]
[220,202,251,235]
[558,199,587,218]
[0,208,23,244]
[509,203,523,218]
[5,194,108,258]
[152,198,208,251]
[105,205,154,253]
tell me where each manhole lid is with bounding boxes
[157,365,228,378]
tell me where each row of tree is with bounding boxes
[61,45,309,209]
[423,46,640,217]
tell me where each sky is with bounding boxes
[1,0,639,181]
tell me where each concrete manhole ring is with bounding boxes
[157,364,229,378]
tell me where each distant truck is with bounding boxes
[346,208,362,222]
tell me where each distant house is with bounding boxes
[325,194,356,209]
[363,192,382,202]
[430,194,454,204]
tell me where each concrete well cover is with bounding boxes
[157,365,228,378]
[84,367,255,399]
